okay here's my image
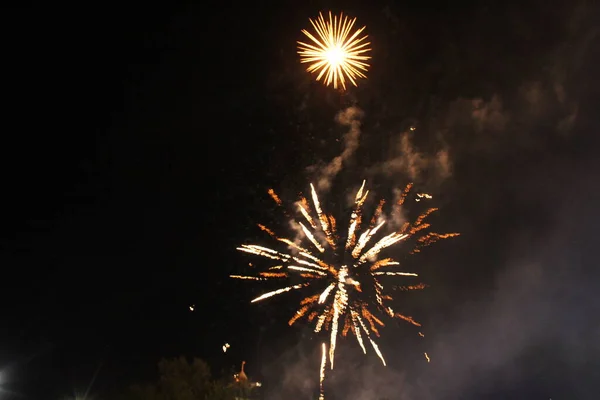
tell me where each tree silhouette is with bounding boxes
[118,356,242,400]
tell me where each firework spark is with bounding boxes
[297,11,371,90]
[234,181,459,372]
[319,342,327,400]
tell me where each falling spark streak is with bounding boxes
[356,312,386,365]
[234,182,459,395]
[298,12,371,90]
[424,352,431,362]
[319,343,327,400]
[351,310,367,354]
[369,338,386,366]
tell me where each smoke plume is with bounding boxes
[310,106,364,191]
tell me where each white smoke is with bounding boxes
[370,129,451,185]
[311,106,364,191]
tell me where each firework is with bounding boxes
[297,12,371,90]
[319,343,326,400]
[233,181,459,371]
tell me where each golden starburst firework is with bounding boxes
[297,12,371,90]
[233,181,459,375]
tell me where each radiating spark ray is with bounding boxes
[301,295,319,306]
[292,257,329,271]
[297,198,318,229]
[329,266,349,369]
[352,228,370,257]
[251,283,308,303]
[395,313,422,327]
[259,271,287,278]
[369,258,399,271]
[395,283,428,291]
[299,222,325,253]
[257,224,276,237]
[414,208,438,227]
[328,214,337,238]
[346,181,370,250]
[346,216,359,250]
[315,312,328,333]
[356,313,386,365]
[237,244,292,261]
[398,183,413,206]
[369,337,386,366]
[268,188,282,206]
[351,310,367,354]
[288,265,327,276]
[230,275,266,281]
[342,315,352,336]
[356,180,366,200]
[310,183,336,248]
[412,232,461,253]
[279,241,320,262]
[358,191,369,207]
[372,271,418,276]
[358,233,409,263]
[352,220,385,258]
[319,283,336,304]
[371,199,385,224]
[289,304,312,326]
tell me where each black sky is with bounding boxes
[1,1,599,399]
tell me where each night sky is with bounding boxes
[2,1,599,399]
